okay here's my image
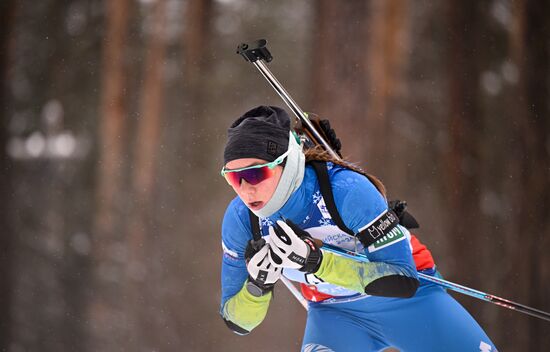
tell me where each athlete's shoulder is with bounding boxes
[325,162,388,232]
[327,162,384,203]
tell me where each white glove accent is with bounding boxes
[268,220,310,269]
[246,244,281,285]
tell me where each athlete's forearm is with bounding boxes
[314,252,419,297]
[221,281,272,334]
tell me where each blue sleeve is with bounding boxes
[330,167,417,279]
[220,198,252,309]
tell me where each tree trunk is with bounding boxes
[90,0,131,349]
[366,0,409,186]
[182,0,213,171]
[0,1,16,350]
[127,0,168,348]
[94,0,130,239]
[310,0,370,164]
[507,0,550,348]
[311,0,411,188]
[183,0,213,88]
[444,0,484,284]
[128,0,167,264]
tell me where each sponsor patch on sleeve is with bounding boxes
[367,225,406,252]
[356,209,400,248]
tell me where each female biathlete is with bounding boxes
[219,105,497,351]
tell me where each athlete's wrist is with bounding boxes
[246,277,275,297]
[299,237,323,273]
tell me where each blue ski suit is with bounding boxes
[220,162,497,351]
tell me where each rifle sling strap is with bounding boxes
[248,161,356,241]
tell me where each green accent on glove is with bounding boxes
[221,281,272,332]
[314,252,408,294]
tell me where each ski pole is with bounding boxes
[319,242,550,322]
[280,276,309,311]
[237,39,550,323]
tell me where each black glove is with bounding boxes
[388,200,420,229]
[298,113,343,157]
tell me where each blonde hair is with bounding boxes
[304,146,387,198]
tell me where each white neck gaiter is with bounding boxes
[252,132,305,218]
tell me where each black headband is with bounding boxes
[223,106,291,165]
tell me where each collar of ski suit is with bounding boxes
[269,166,316,223]
[260,165,317,223]
[251,132,305,218]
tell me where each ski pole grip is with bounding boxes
[237,39,273,63]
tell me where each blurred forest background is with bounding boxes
[1,0,549,351]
